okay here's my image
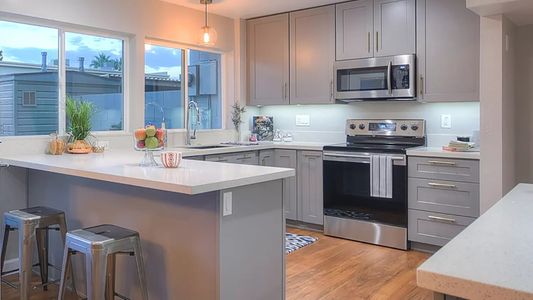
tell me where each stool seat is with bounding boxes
[59,224,148,300]
[4,206,65,225]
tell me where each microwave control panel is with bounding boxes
[346,119,425,138]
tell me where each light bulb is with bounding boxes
[203,31,211,44]
[199,26,217,46]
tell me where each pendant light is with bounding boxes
[199,0,217,46]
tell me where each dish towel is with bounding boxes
[370,155,393,198]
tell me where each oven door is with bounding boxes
[334,54,415,101]
[322,151,407,227]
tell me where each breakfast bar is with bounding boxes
[0,151,295,299]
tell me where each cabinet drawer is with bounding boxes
[408,178,479,217]
[206,151,259,165]
[408,209,474,246]
[408,157,479,183]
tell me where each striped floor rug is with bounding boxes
[286,233,317,254]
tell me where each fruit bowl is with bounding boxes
[134,125,166,167]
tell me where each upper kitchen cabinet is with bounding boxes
[247,14,289,106]
[417,0,480,102]
[290,6,336,104]
[336,0,374,60]
[374,0,416,57]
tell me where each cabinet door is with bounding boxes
[247,14,289,105]
[374,0,415,57]
[336,0,374,60]
[290,6,335,104]
[417,0,480,102]
[275,150,298,220]
[297,151,323,225]
[259,150,275,166]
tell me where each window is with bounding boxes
[144,44,184,129]
[0,20,59,136]
[144,44,222,130]
[188,49,222,129]
[65,32,124,131]
[0,19,126,136]
[22,91,36,106]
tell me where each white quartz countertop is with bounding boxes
[174,141,326,157]
[0,151,295,195]
[417,183,533,299]
[407,147,480,160]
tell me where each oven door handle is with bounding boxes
[323,152,405,162]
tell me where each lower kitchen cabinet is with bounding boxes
[259,150,275,166]
[297,151,324,225]
[408,209,475,247]
[274,150,298,220]
[206,151,259,165]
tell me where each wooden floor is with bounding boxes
[2,228,432,300]
[286,228,433,300]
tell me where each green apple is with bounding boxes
[145,137,159,149]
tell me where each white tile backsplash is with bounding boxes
[247,101,480,147]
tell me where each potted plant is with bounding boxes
[66,96,95,154]
[231,101,246,142]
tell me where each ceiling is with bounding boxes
[467,0,533,26]
[161,0,346,19]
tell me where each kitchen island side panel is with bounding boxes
[27,169,220,300]
[219,179,285,300]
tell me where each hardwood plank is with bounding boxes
[286,228,433,300]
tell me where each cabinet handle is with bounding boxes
[428,215,456,224]
[367,32,371,53]
[376,32,379,52]
[420,76,424,97]
[428,160,456,166]
[428,182,457,189]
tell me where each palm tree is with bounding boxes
[112,57,123,71]
[90,53,111,69]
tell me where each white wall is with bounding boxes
[249,102,480,146]
[479,14,517,213]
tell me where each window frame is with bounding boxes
[0,15,131,137]
[144,38,226,132]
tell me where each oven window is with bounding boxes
[336,67,388,92]
[323,160,407,227]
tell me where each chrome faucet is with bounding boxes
[186,100,201,145]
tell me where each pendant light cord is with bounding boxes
[204,2,208,28]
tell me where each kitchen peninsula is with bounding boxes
[0,151,295,299]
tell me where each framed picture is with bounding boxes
[252,116,274,141]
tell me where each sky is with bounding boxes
[0,20,183,79]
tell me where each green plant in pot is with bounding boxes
[66,96,95,154]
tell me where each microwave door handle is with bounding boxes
[387,61,392,95]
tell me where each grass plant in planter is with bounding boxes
[66,96,95,154]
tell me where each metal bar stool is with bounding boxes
[58,224,149,300]
[0,206,68,300]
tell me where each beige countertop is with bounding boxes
[406,147,480,160]
[417,183,533,299]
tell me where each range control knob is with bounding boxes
[358,124,366,130]
[349,124,356,130]
[400,124,408,131]
[411,124,419,131]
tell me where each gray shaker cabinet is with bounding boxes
[297,151,324,225]
[259,150,275,167]
[246,14,289,106]
[336,0,374,60]
[374,0,416,57]
[417,0,480,102]
[275,150,298,221]
[290,6,336,104]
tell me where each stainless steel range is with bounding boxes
[323,119,426,250]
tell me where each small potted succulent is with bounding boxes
[66,96,95,154]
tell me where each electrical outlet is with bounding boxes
[295,115,310,127]
[441,114,452,129]
[223,192,233,216]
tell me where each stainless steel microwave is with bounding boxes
[334,54,416,101]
